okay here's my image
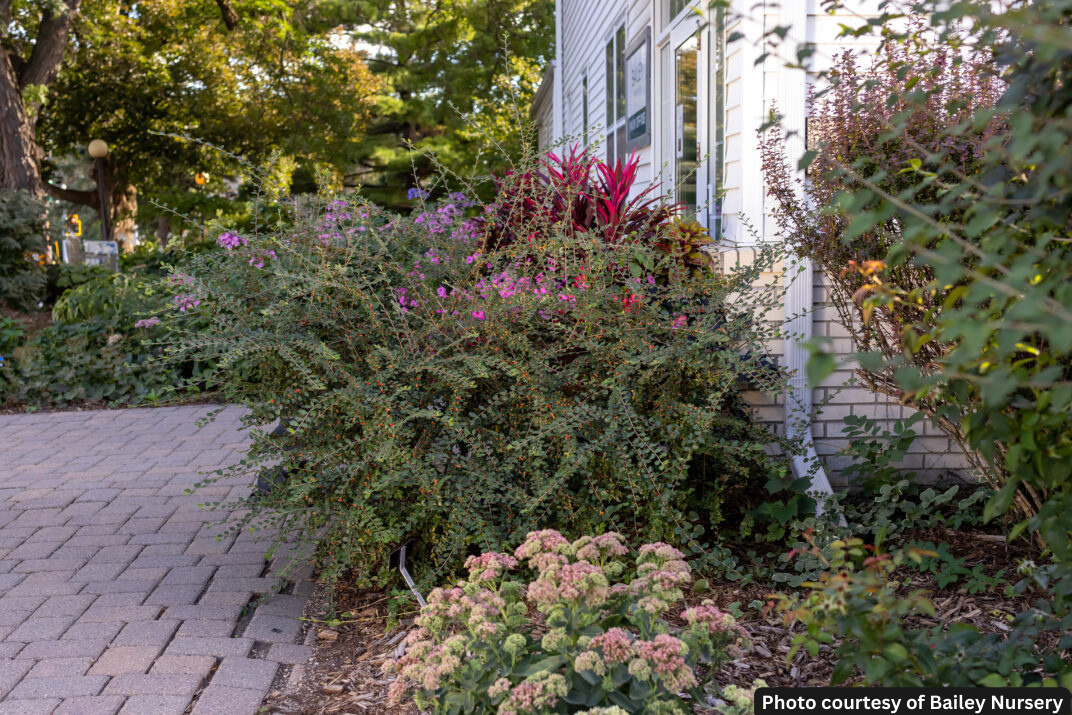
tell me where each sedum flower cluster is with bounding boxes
[387,530,748,714]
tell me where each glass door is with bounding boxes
[674,35,699,215]
[659,3,707,222]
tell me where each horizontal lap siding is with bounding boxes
[560,0,654,197]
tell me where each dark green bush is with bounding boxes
[168,153,805,586]
[0,190,54,311]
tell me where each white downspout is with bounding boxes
[778,0,836,512]
[553,0,564,141]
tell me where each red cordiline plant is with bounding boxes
[479,147,676,250]
[387,530,747,714]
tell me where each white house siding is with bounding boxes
[558,0,655,188]
[553,0,970,484]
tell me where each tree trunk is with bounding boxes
[0,54,43,195]
[0,0,82,195]
[156,216,171,246]
[111,183,137,253]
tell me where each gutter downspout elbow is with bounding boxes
[784,255,837,515]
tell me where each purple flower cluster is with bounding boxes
[407,187,429,201]
[168,273,194,287]
[172,294,201,312]
[248,248,277,268]
[216,232,247,250]
[415,204,462,235]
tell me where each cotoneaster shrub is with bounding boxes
[386,530,748,714]
[167,150,803,586]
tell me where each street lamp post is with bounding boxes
[87,140,110,242]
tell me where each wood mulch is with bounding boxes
[263,527,1040,714]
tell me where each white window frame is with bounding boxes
[654,2,708,223]
[652,0,728,239]
[604,18,628,164]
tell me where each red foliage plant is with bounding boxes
[479,146,678,251]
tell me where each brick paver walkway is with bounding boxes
[0,406,314,714]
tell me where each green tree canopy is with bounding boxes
[328,0,553,208]
[7,0,380,247]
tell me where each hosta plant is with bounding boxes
[387,530,748,714]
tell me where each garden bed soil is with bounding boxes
[2,306,52,334]
[263,528,1040,713]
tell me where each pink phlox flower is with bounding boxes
[436,286,448,298]
[472,310,485,321]
[671,314,687,329]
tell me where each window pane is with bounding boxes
[616,26,626,121]
[606,41,614,125]
[616,124,627,164]
[675,34,699,215]
[711,6,725,238]
[606,131,615,164]
[668,0,690,23]
[582,75,589,147]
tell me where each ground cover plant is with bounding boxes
[167,148,807,588]
[0,242,215,408]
